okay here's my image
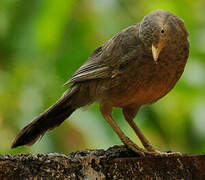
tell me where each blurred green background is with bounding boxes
[1,0,205,155]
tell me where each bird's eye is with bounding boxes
[161,29,165,34]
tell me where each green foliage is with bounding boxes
[1,0,205,154]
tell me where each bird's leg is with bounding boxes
[122,107,182,156]
[122,107,156,152]
[100,103,147,156]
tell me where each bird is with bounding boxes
[11,9,189,156]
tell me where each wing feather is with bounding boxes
[64,24,140,85]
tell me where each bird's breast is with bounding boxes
[99,57,187,107]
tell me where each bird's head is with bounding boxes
[139,9,189,63]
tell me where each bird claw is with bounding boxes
[125,143,182,157]
[122,136,182,157]
[142,150,182,157]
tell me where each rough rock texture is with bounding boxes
[0,146,205,179]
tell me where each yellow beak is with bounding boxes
[152,43,164,63]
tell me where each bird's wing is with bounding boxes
[64,24,140,85]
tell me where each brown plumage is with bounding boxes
[11,10,189,156]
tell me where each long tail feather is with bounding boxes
[11,86,78,148]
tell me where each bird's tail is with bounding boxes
[11,85,84,148]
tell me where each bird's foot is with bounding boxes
[125,142,182,157]
[144,150,182,157]
[122,136,182,157]
[142,143,156,152]
[122,137,147,156]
